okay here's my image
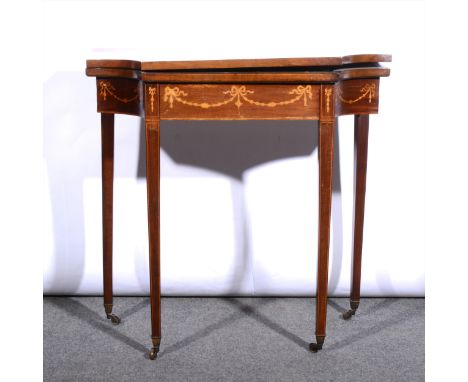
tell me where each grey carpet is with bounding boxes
[43,297,424,381]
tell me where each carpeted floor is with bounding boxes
[43,297,424,381]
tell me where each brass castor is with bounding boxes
[342,309,356,320]
[309,343,323,353]
[148,337,161,360]
[309,335,325,353]
[343,301,359,320]
[106,313,121,325]
[148,347,159,360]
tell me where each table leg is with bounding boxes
[101,113,121,325]
[343,114,369,320]
[310,119,335,352]
[145,118,161,360]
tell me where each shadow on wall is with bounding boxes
[44,71,344,295]
[137,120,344,295]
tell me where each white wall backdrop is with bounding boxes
[43,0,425,296]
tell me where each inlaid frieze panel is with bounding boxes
[96,78,143,116]
[158,84,320,120]
[335,79,380,116]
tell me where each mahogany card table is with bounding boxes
[86,54,391,359]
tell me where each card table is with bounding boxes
[86,54,391,359]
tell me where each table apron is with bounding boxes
[156,84,320,120]
[93,79,382,119]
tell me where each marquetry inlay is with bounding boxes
[324,88,333,113]
[338,83,376,104]
[163,85,313,110]
[148,87,157,112]
[99,81,139,103]
[146,118,159,131]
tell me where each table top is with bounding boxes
[86,54,391,82]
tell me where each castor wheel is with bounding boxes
[309,335,325,353]
[148,347,159,360]
[342,309,356,320]
[106,313,121,325]
[309,343,323,353]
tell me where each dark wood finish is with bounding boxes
[142,72,338,83]
[145,84,162,360]
[341,54,392,65]
[85,54,391,359]
[95,78,143,116]
[100,113,120,325]
[86,59,141,80]
[158,84,320,120]
[309,85,335,352]
[86,68,141,80]
[311,119,334,352]
[141,54,391,71]
[142,56,341,70]
[336,67,390,80]
[87,59,142,70]
[336,79,380,116]
[343,115,370,320]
